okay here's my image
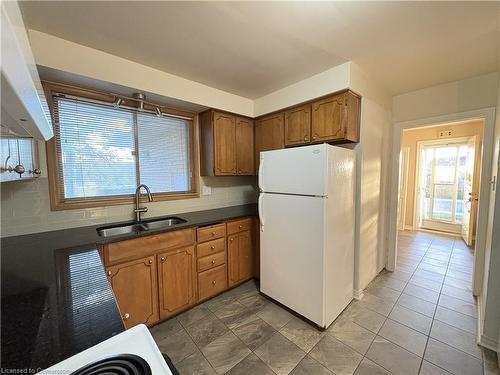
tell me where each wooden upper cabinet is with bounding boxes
[214,112,236,175]
[200,110,254,176]
[106,255,159,329]
[285,105,311,146]
[254,113,285,173]
[311,91,361,144]
[158,246,197,320]
[235,117,254,175]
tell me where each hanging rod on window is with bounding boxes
[52,92,194,121]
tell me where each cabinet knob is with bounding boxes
[304,136,308,141]
[148,259,153,264]
[238,170,242,174]
[312,135,317,140]
[212,280,217,285]
[161,257,166,262]
[211,260,216,265]
[238,225,243,229]
[106,270,111,276]
[122,313,130,320]
[211,231,216,236]
[229,238,234,242]
[210,245,215,250]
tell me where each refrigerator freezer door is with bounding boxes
[259,144,328,196]
[259,192,325,326]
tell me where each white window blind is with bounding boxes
[53,96,192,201]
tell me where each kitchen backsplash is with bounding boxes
[0,175,258,237]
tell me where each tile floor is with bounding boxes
[150,230,500,375]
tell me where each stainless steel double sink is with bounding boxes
[96,217,187,237]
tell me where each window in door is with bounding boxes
[419,143,468,231]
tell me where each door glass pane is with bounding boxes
[422,148,433,220]
[434,147,456,183]
[432,184,454,221]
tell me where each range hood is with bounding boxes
[1,1,53,140]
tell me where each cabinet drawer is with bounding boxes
[198,265,227,301]
[197,238,225,258]
[103,228,196,266]
[197,223,226,243]
[227,218,252,235]
[197,251,226,272]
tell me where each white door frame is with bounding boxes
[387,108,496,297]
[398,147,410,230]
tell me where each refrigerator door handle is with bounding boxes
[258,193,265,230]
[258,157,264,192]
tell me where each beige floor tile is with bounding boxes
[353,358,391,375]
[397,293,436,317]
[289,355,334,375]
[201,331,251,374]
[353,292,394,316]
[389,305,432,334]
[441,284,475,304]
[365,284,401,303]
[340,303,386,333]
[404,283,440,304]
[434,306,476,334]
[430,320,481,359]
[438,294,477,318]
[419,360,453,375]
[365,336,421,375]
[254,332,306,375]
[280,317,325,352]
[424,338,482,375]
[328,317,376,355]
[309,335,363,375]
[378,318,427,356]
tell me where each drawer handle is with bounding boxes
[122,313,130,320]
[212,280,216,285]
[210,245,215,250]
[106,270,111,276]
[211,260,216,265]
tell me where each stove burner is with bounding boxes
[71,354,152,375]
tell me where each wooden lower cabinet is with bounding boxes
[158,246,197,320]
[228,230,254,287]
[198,265,227,301]
[106,255,159,329]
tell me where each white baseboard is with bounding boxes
[353,289,364,300]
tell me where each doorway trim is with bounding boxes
[398,147,410,231]
[387,107,496,297]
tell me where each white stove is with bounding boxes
[40,324,174,374]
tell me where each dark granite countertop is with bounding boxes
[1,204,257,372]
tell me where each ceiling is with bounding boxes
[20,1,500,98]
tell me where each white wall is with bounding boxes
[481,68,500,351]
[253,63,350,117]
[28,30,254,117]
[0,142,257,237]
[392,72,498,123]
[349,63,393,293]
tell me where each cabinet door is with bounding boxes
[227,234,239,287]
[107,255,159,329]
[235,117,254,175]
[158,246,197,319]
[213,112,236,175]
[254,113,285,174]
[237,231,253,282]
[285,105,311,146]
[311,94,346,142]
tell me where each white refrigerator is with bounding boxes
[258,143,355,329]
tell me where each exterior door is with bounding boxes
[235,117,254,175]
[107,255,158,328]
[158,246,197,319]
[461,136,479,246]
[214,112,236,175]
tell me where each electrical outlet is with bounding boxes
[438,129,453,138]
[201,185,212,196]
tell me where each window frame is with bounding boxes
[43,81,200,211]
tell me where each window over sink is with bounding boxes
[44,82,199,210]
